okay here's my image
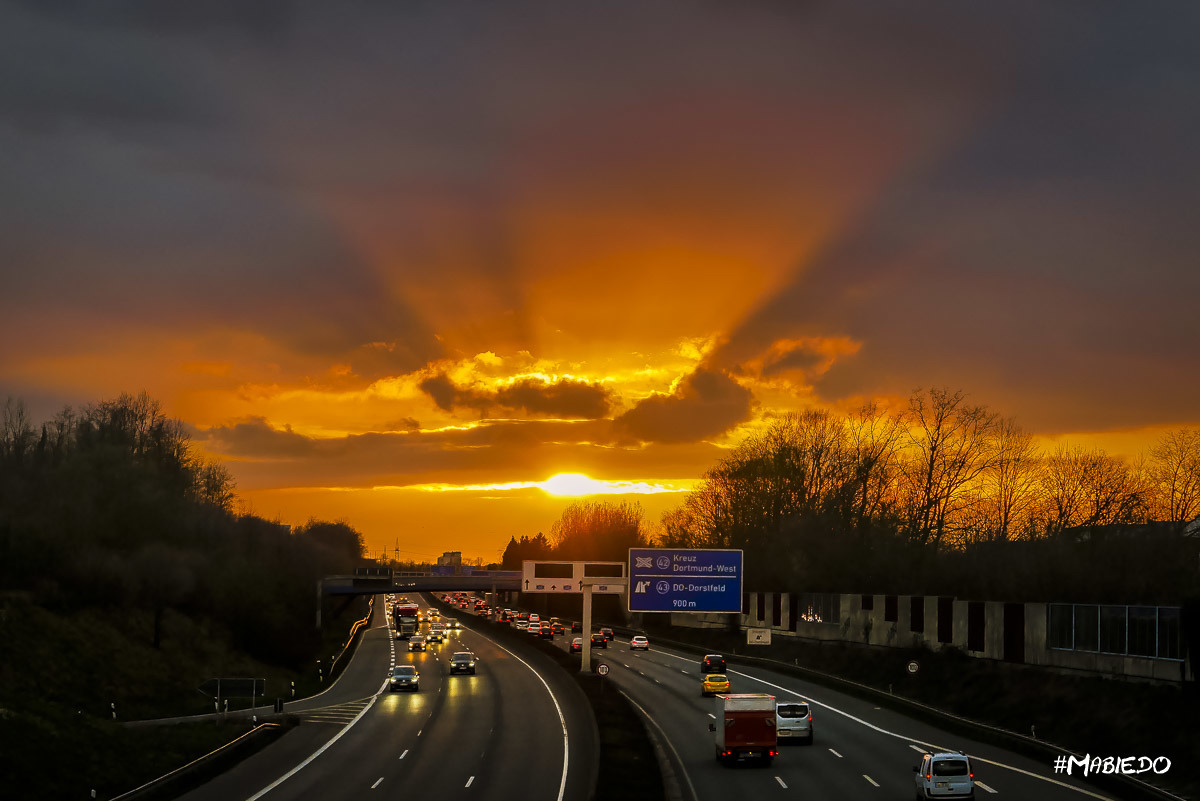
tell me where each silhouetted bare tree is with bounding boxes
[1148,428,1200,530]
[981,416,1042,541]
[902,388,999,548]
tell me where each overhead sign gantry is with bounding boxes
[521,560,626,673]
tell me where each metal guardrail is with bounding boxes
[107,722,286,801]
[329,596,374,678]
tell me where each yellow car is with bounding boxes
[702,674,730,696]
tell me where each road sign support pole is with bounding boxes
[316,579,323,630]
[581,583,593,674]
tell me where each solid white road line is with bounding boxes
[485,638,571,801]
[466,776,475,788]
[399,750,408,759]
[371,777,383,789]
[829,749,843,758]
[246,680,386,800]
[864,775,879,787]
[976,780,999,793]
[622,692,700,801]
[776,776,788,789]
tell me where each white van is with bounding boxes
[776,701,814,744]
[914,752,975,798]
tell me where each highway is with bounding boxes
[479,603,1129,801]
[176,597,597,801]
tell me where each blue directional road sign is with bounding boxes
[627,548,743,613]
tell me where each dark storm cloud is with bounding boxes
[709,4,1200,432]
[616,368,754,444]
[419,374,612,419]
[197,416,720,488]
[9,0,296,40]
[3,0,1199,447]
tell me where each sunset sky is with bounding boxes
[3,2,1198,561]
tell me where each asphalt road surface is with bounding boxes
[176,597,596,801]
[490,604,1134,801]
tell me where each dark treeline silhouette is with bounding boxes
[501,499,650,569]
[0,392,366,666]
[656,388,1200,603]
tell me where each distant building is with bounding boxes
[437,551,462,567]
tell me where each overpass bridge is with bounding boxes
[321,571,523,596]
[316,571,522,626]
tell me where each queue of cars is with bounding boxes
[403,593,982,794]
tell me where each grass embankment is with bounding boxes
[0,593,369,799]
[429,597,665,801]
[641,621,1199,801]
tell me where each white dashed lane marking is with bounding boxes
[829,748,843,758]
[776,777,788,789]
[976,781,998,794]
[371,777,383,789]
[863,775,879,787]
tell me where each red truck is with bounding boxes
[708,693,778,766]
[392,602,420,639]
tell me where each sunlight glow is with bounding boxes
[397,474,694,496]
[541,472,606,496]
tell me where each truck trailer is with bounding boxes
[708,693,778,766]
[393,603,420,639]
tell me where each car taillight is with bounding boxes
[807,715,812,721]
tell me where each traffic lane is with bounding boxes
[176,601,396,801]
[599,647,865,801]
[254,598,537,801]
[639,642,1119,800]
[722,659,1120,801]
[432,597,598,801]
[602,648,790,801]
[369,644,505,801]
[613,644,952,801]
[394,628,570,801]
[254,645,447,800]
[496,620,1119,798]
[377,597,519,800]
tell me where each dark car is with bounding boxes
[599,627,615,641]
[539,624,555,639]
[701,654,726,673]
[591,632,608,649]
[571,621,582,633]
[449,652,477,675]
[569,637,583,653]
[389,665,419,692]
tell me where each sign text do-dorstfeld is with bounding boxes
[627,548,742,613]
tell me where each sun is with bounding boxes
[540,473,605,497]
